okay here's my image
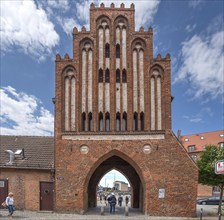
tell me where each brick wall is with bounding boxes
[54,3,198,217]
[54,130,198,217]
[197,184,213,198]
[0,169,51,211]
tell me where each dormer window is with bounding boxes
[188,145,195,152]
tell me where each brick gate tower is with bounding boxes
[54,3,198,217]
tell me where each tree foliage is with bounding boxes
[197,145,224,215]
[197,145,224,186]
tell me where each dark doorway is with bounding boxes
[40,182,54,211]
[87,155,143,211]
[0,179,8,207]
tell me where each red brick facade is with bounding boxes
[0,169,52,210]
[54,3,198,217]
[181,130,224,197]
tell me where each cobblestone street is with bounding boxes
[0,204,220,220]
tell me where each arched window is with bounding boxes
[99,69,103,82]
[116,44,120,58]
[105,69,110,83]
[82,112,86,131]
[122,69,127,83]
[88,112,92,131]
[105,43,110,58]
[105,112,110,131]
[116,69,120,83]
[123,112,127,131]
[116,112,121,131]
[133,112,138,131]
[140,112,144,131]
[99,112,103,131]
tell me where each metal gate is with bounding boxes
[40,182,54,211]
[0,179,8,208]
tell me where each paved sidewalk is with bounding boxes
[0,208,221,220]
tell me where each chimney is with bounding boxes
[5,150,15,165]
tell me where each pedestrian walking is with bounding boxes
[118,195,123,206]
[125,195,129,206]
[107,193,117,213]
[5,192,14,218]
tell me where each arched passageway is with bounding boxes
[87,155,144,211]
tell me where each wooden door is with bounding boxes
[40,182,54,211]
[0,179,8,208]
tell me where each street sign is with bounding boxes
[215,160,224,174]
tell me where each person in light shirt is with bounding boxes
[5,192,14,218]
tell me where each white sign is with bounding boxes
[158,188,165,198]
[215,160,224,174]
[0,181,4,187]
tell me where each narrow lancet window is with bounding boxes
[116,69,120,83]
[116,44,120,58]
[122,69,127,83]
[99,69,103,82]
[82,112,86,131]
[116,112,121,131]
[105,112,110,131]
[105,43,110,58]
[123,112,127,131]
[140,112,144,131]
[99,112,103,131]
[88,112,92,131]
[105,69,110,83]
[133,112,138,131]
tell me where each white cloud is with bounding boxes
[188,0,202,8]
[41,1,160,36]
[0,86,54,136]
[185,24,197,33]
[100,170,129,187]
[183,107,214,124]
[0,0,59,61]
[175,29,224,100]
[46,0,69,11]
[72,0,160,31]
[56,17,83,35]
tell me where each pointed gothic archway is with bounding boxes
[85,150,145,212]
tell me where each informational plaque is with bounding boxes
[158,188,165,198]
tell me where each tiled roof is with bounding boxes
[181,130,224,152]
[0,136,54,170]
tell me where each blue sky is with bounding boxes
[1,0,223,186]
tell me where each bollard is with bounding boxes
[218,212,222,220]
[125,205,129,216]
[200,208,203,220]
[101,205,104,215]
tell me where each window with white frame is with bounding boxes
[219,142,224,149]
[188,145,196,152]
[191,155,197,162]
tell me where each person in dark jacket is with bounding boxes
[118,195,123,206]
[107,193,117,213]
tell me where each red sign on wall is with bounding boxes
[215,160,224,174]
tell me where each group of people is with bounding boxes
[1,192,14,218]
[100,193,130,213]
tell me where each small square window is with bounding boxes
[219,142,224,149]
[188,145,195,152]
[191,155,197,162]
[185,138,189,142]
